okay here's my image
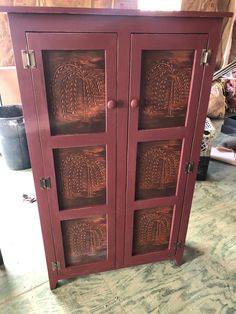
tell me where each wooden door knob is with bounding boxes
[107,100,116,109]
[131,99,138,109]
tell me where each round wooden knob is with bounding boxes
[107,100,116,109]
[131,99,138,109]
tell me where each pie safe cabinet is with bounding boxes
[2,6,231,289]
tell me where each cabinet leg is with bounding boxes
[174,247,184,266]
[49,277,58,290]
[174,255,182,266]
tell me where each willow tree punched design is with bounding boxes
[139,50,194,129]
[54,146,106,209]
[62,215,107,266]
[43,50,106,134]
[136,140,182,199]
[133,207,173,255]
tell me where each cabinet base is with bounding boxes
[49,256,183,290]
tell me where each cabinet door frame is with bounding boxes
[26,32,117,281]
[124,33,208,266]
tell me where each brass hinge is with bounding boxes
[174,241,182,249]
[52,261,61,271]
[39,177,51,190]
[21,49,36,69]
[185,162,194,174]
[201,49,212,65]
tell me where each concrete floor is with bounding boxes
[0,126,236,313]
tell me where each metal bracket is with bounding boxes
[202,49,212,65]
[185,162,194,174]
[39,177,51,190]
[52,261,61,271]
[21,49,36,69]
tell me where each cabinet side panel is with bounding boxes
[175,19,224,265]
[7,14,58,289]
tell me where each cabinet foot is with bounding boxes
[174,256,183,266]
[49,278,58,290]
[174,247,184,266]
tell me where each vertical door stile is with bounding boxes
[115,31,131,268]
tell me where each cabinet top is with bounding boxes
[0,6,233,18]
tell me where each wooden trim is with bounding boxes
[0,6,232,18]
[115,30,130,268]
[8,14,223,36]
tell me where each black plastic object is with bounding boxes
[221,115,236,135]
[222,137,236,151]
[197,156,210,181]
[0,105,31,170]
[0,249,3,265]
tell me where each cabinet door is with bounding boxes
[26,33,117,281]
[125,34,208,265]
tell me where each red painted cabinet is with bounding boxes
[2,6,230,289]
